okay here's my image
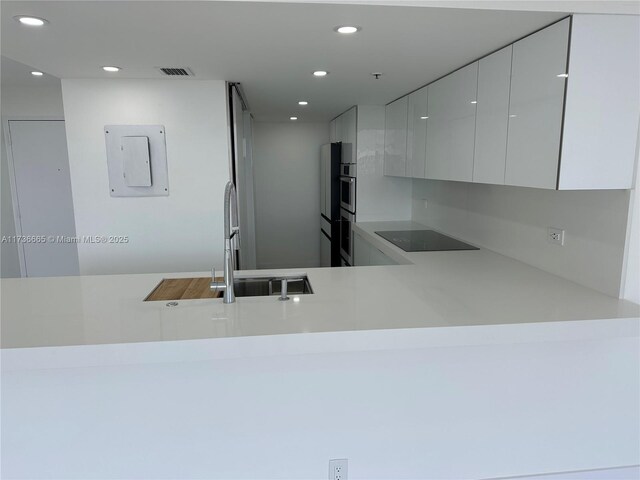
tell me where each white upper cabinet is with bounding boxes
[426,62,478,182]
[558,14,639,190]
[406,86,428,179]
[341,106,357,164]
[505,18,569,189]
[473,45,512,185]
[384,96,409,177]
[379,15,638,190]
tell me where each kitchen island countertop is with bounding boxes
[2,222,639,479]
[1,220,637,356]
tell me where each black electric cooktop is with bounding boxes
[375,230,479,252]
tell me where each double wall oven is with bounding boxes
[339,162,356,265]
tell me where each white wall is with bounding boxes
[356,105,412,222]
[252,121,328,269]
[412,179,631,297]
[1,83,66,278]
[61,79,230,275]
[1,83,65,118]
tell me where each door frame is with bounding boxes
[2,115,66,277]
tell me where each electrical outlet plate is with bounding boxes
[329,459,348,480]
[548,227,565,246]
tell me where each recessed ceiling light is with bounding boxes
[31,71,44,76]
[102,66,121,72]
[557,73,569,78]
[14,15,48,26]
[313,71,328,77]
[334,26,361,34]
[420,116,429,120]
[470,101,478,104]
[290,116,298,121]
[298,101,308,106]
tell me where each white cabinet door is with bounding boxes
[370,247,397,266]
[406,86,428,178]
[320,230,331,267]
[558,14,640,190]
[341,107,357,164]
[426,62,478,182]
[473,46,512,185]
[384,96,408,177]
[353,232,370,266]
[505,18,569,189]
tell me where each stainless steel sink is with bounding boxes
[232,276,313,298]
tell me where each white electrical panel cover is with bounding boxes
[105,125,169,197]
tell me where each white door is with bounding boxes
[8,120,79,276]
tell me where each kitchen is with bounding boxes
[1,1,639,479]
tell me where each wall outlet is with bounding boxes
[548,227,565,246]
[329,459,348,480]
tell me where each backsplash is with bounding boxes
[412,178,631,297]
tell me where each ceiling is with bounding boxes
[0,1,573,121]
[1,55,61,87]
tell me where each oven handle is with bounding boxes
[340,176,355,183]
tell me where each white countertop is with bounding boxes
[2,222,639,479]
[1,220,638,350]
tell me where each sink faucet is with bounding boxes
[211,181,239,304]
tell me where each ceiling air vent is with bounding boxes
[157,67,194,77]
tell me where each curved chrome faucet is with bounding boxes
[211,181,239,303]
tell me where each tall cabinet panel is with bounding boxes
[505,18,570,189]
[324,158,332,218]
[320,150,327,218]
[426,62,478,182]
[341,107,357,164]
[473,46,512,185]
[334,115,344,144]
[406,86,428,178]
[383,96,409,177]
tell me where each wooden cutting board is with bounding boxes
[145,277,224,301]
